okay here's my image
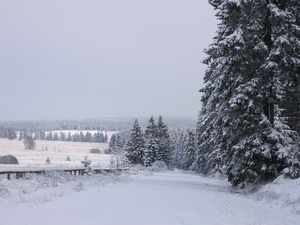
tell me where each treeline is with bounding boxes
[0,126,17,140]
[19,131,108,143]
[0,119,136,133]
[0,117,196,134]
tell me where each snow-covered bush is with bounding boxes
[45,157,51,164]
[81,156,94,175]
[89,148,101,154]
[150,161,169,172]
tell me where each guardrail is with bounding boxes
[0,168,124,180]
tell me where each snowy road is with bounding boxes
[1,170,299,225]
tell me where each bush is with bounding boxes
[150,161,169,171]
[89,148,101,154]
[45,157,51,164]
[0,155,19,164]
[23,135,36,150]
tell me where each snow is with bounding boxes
[1,139,300,224]
[0,139,111,168]
[0,169,300,225]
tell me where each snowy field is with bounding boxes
[1,139,300,224]
[0,139,112,168]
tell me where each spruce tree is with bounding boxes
[156,116,171,165]
[194,0,299,186]
[171,129,186,169]
[182,129,196,170]
[110,134,127,169]
[109,133,117,154]
[125,119,145,165]
[143,116,159,166]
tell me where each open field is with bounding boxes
[0,139,111,168]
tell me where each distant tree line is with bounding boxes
[18,130,108,143]
[0,126,17,140]
[0,118,196,134]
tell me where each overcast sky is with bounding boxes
[0,0,217,121]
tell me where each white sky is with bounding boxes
[0,0,217,120]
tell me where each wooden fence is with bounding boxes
[0,168,123,180]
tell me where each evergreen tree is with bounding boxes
[7,127,16,140]
[81,155,94,175]
[143,138,158,167]
[18,131,24,141]
[85,132,93,142]
[145,116,157,139]
[110,134,127,169]
[109,133,117,154]
[39,130,46,140]
[34,131,40,140]
[60,132,66,141]
[53,132,59,141]
[194,0,299,186]
[125,119,145,165]
[73,133,79,142]
[46,131,53,141]
[182,129,196,170]
[156,116,171,165]
[143,116,159,166]
[67,132,72,141]
[79,131,85,142]
[171,130,186,169]
[23,135,36,150]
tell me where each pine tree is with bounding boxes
[60,132,66,141]
[79,131,85,142]
[109,133,117,154]
[145,116,157,139]
[18,131,24,141]
[81,155,93,175]
[156,116,171,165]
[67,132,72,141]
[46,131,53,141]
[174,131,187,169]
[110,134,127,169]
[7,127,16,140]
[23,135,36,150]
[143,116,159,166]
[125,119,145,165]
[53,132,59,141]
[194,0,299,186]
[182,129,196,170]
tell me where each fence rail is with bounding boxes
[0,168,124,180]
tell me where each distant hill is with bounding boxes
[0,116,197,132]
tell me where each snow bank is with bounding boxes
[0,170,132,211]
[254,175,300,214]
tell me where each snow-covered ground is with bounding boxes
[0,168,300,225]
[1,139,300,224]
[0,139,111,168]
